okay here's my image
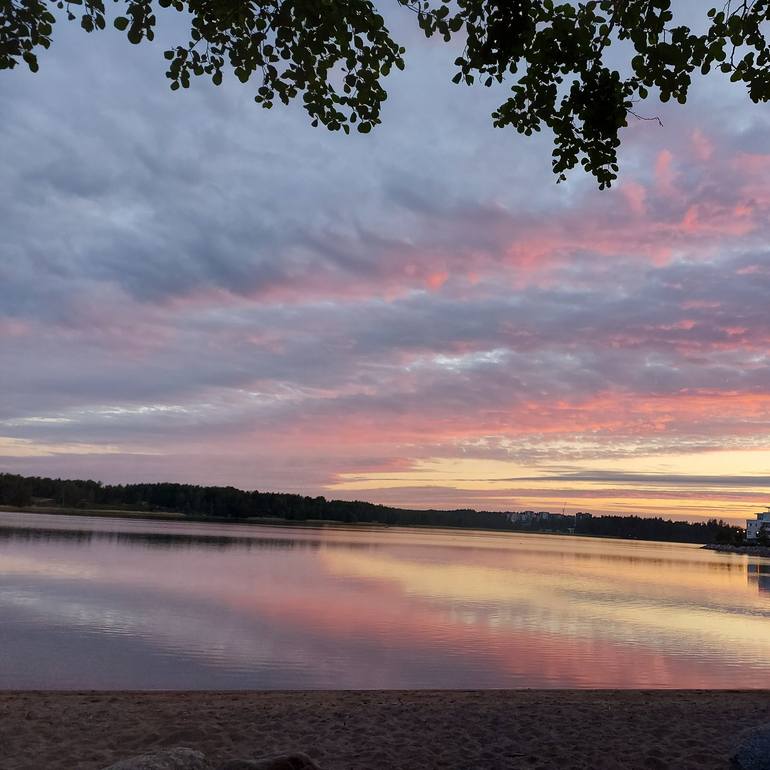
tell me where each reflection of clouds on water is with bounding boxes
[747,563,770,595]
[320,550,770,668]
[1,511,770,688]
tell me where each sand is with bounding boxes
[1,690,769,770]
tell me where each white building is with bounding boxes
[746,508,770,541]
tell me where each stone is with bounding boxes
[219,753,321,770]
[103,747,211,770]
[732,725,770,770]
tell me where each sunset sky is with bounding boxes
[2,4,770,523]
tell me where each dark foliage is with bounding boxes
[0,472,744,544]
[4,1,770,186]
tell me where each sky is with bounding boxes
[2,4,770,523]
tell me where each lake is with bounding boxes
[0,511,768,689]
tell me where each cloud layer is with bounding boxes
[2,12,770,522]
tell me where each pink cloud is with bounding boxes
[691,129,714,162]
[655,148,676,195]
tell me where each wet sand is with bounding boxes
[2,690,769,769]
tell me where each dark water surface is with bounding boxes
[1,511,768,689]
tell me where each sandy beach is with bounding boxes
[2,690,768,769]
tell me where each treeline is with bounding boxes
[585,515,742,544]
[546,511,742,545]
[0,472,743,545]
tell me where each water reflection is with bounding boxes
[0,525,319,551]
[748,563,770,595]
[0,511,769,689]
[0,522,377,551]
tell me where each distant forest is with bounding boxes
[0,472,743,545]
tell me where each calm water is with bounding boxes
[0,511,769,689]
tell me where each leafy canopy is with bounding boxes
[3,0,770,187]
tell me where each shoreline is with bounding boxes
[2,690,768,769]
[0,505,731,547]
[0,505,388,527]
[703,542,770,558]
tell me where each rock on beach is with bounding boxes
[732,725,770,770]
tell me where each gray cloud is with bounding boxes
[2,8,770,509]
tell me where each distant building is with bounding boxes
[746,508,770,541]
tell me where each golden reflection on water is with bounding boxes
[320,544,770,665]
